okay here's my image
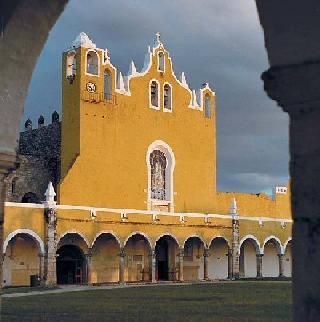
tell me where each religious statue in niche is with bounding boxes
[150,150,167,200]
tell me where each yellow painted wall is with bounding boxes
[60,43,216,213]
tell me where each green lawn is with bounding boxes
[2,281,292,322]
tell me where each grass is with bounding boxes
[2,281,292,322]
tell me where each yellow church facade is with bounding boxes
[2,33,292,286]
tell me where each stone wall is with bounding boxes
[5,114,61,203]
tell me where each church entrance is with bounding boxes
[57,245,86,285]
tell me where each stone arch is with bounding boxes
[183,235,206,281]
[3,229,44,254]
[239,235,261,278]
[283,237,292,253]
[57,231,90,252]
[91,230,121,248]
[262,235,283,255]
[183,234,207,248]
[154,232,180,249]
[3,229,44,286]
[208,236,230,280]
[123,232,153,282]
[146,140,176,211]
[91,231,121,284]
[239,235,261,254]
[123,231,152,249]
[208,235,231,250]
[155,233,180,281]
[262,236,282,277]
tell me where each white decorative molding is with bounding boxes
[153,233,180,248]
[57,230,90,249]
[3,229,45,254]
[283,237,292,253]
[91,230,121,248]
[229,197,238,219]
[43,181,56,207]
[261,235,284,255]
[208,235,231,249]
[239,234,262,254]
[123,231,153,249]
[182,235,207,248]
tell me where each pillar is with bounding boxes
[278,254,284,278]
[203,248,209,280]
[256,254,263,278]
[119,247,125,284]
[231,218,240,279]
[262,62,320,321]
[179,247,184,282]
[45,207,57,286]
[227,249,233,279]
[39,253,45,283]
[86,249,93,285]
[150,249,156,283]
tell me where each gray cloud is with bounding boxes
[23,0,289,194]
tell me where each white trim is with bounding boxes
[3,229,45,254]
[208,236,230,249]
[146,140,176,211]
[239,235,261,254]
[85,49,100,77]
[283,237,292,253]
[91,230,121,248]
[4,202,293,224]
[163,82,173,113]
[154,233,180,248]
[149,79,160,110]
[57,230,90,249]
[183,235,206,248]
[123,231,153,249]
[262,235,283,255]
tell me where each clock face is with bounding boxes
[86,82,96,93]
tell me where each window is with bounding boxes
[87,51,99,75]
[163,84,172,110]
[150,150,167,200]
[104,70,112,100]
[66,52,76,82]
[204,94,211,118]
[158,52,165,72]
[150,81,159,107]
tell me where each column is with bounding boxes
[119,247,125,284]
[203,248,209,281]
[231,218,240,279]
[45,207,57,286]
[179,247,184,282]
[150,249,156,283]
[86,249,93,285]
[278,254,284,278]
[262,63,320,321]
[39,253,45,283]
[227,249,232,279]
[256,254,263,278]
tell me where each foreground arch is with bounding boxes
[262,237,282,277]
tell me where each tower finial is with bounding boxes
[156,32,161,43]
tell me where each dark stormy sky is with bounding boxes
[23,0,289,194]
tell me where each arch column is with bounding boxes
[39,253,45,283]
[278,254,284,278]
[203,248,209,281]
[227,248,232,279]
[119,247,125,284]
[179,247,184,282]
[256,254,263,278]
[150,249,156,283]
[45,207,57,286]
[85,249,93,285]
